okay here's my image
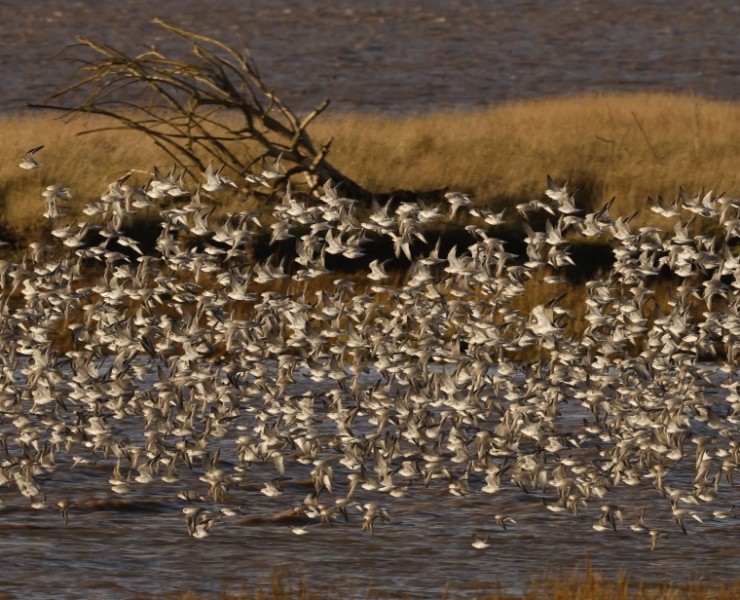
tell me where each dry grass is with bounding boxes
[2,93,732,350]
[0,114,168,230]
[310,91,740,227]
[4,91,740,235]
[156,565,740,600]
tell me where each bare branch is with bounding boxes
[28,19,371,203]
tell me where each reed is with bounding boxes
[162,566,740,600]
[310,92,740,228]
[3,91,740,237]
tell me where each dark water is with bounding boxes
[1,3,740,599]
[0,362,738,600]
[1,1,739,115]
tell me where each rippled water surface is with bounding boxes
[0,362,738,600]
[1,2,740,599]
[1,1,739,114]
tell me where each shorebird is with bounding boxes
[629,509,647,533]
[545,176,581,215]
[361,503,389,534]
[57,500,72,525]
[291,525,311,536]
[445,191,472,219]
[202,162,237,192]
[260,479,283,497]
[648,194,680,218]
[0,160,738,559]
[189,513,221,539]
[649,529,664,551]
[18,145,44,169]
[494,514,516,530]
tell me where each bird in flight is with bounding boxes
[19,145,44,170]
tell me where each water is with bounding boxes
[0,360,737,599]
[1,1,739,114]
[1,3,740,598]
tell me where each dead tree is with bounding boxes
[29,19,372,202]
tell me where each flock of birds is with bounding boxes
[2,145,739,551]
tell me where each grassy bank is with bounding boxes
[162,566,740,600]
[315,92,740,224]
[3,91,740,238]
[2,91,737,355]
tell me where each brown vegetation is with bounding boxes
[3,92,740,237]
[313,91,740,230]
[161,565,740,600]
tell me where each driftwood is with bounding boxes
[29,19,372,203]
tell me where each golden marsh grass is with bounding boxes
[313,91,740,224]
[2,92,734,361]
[163,565,740,600]
[3,91,740,235]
